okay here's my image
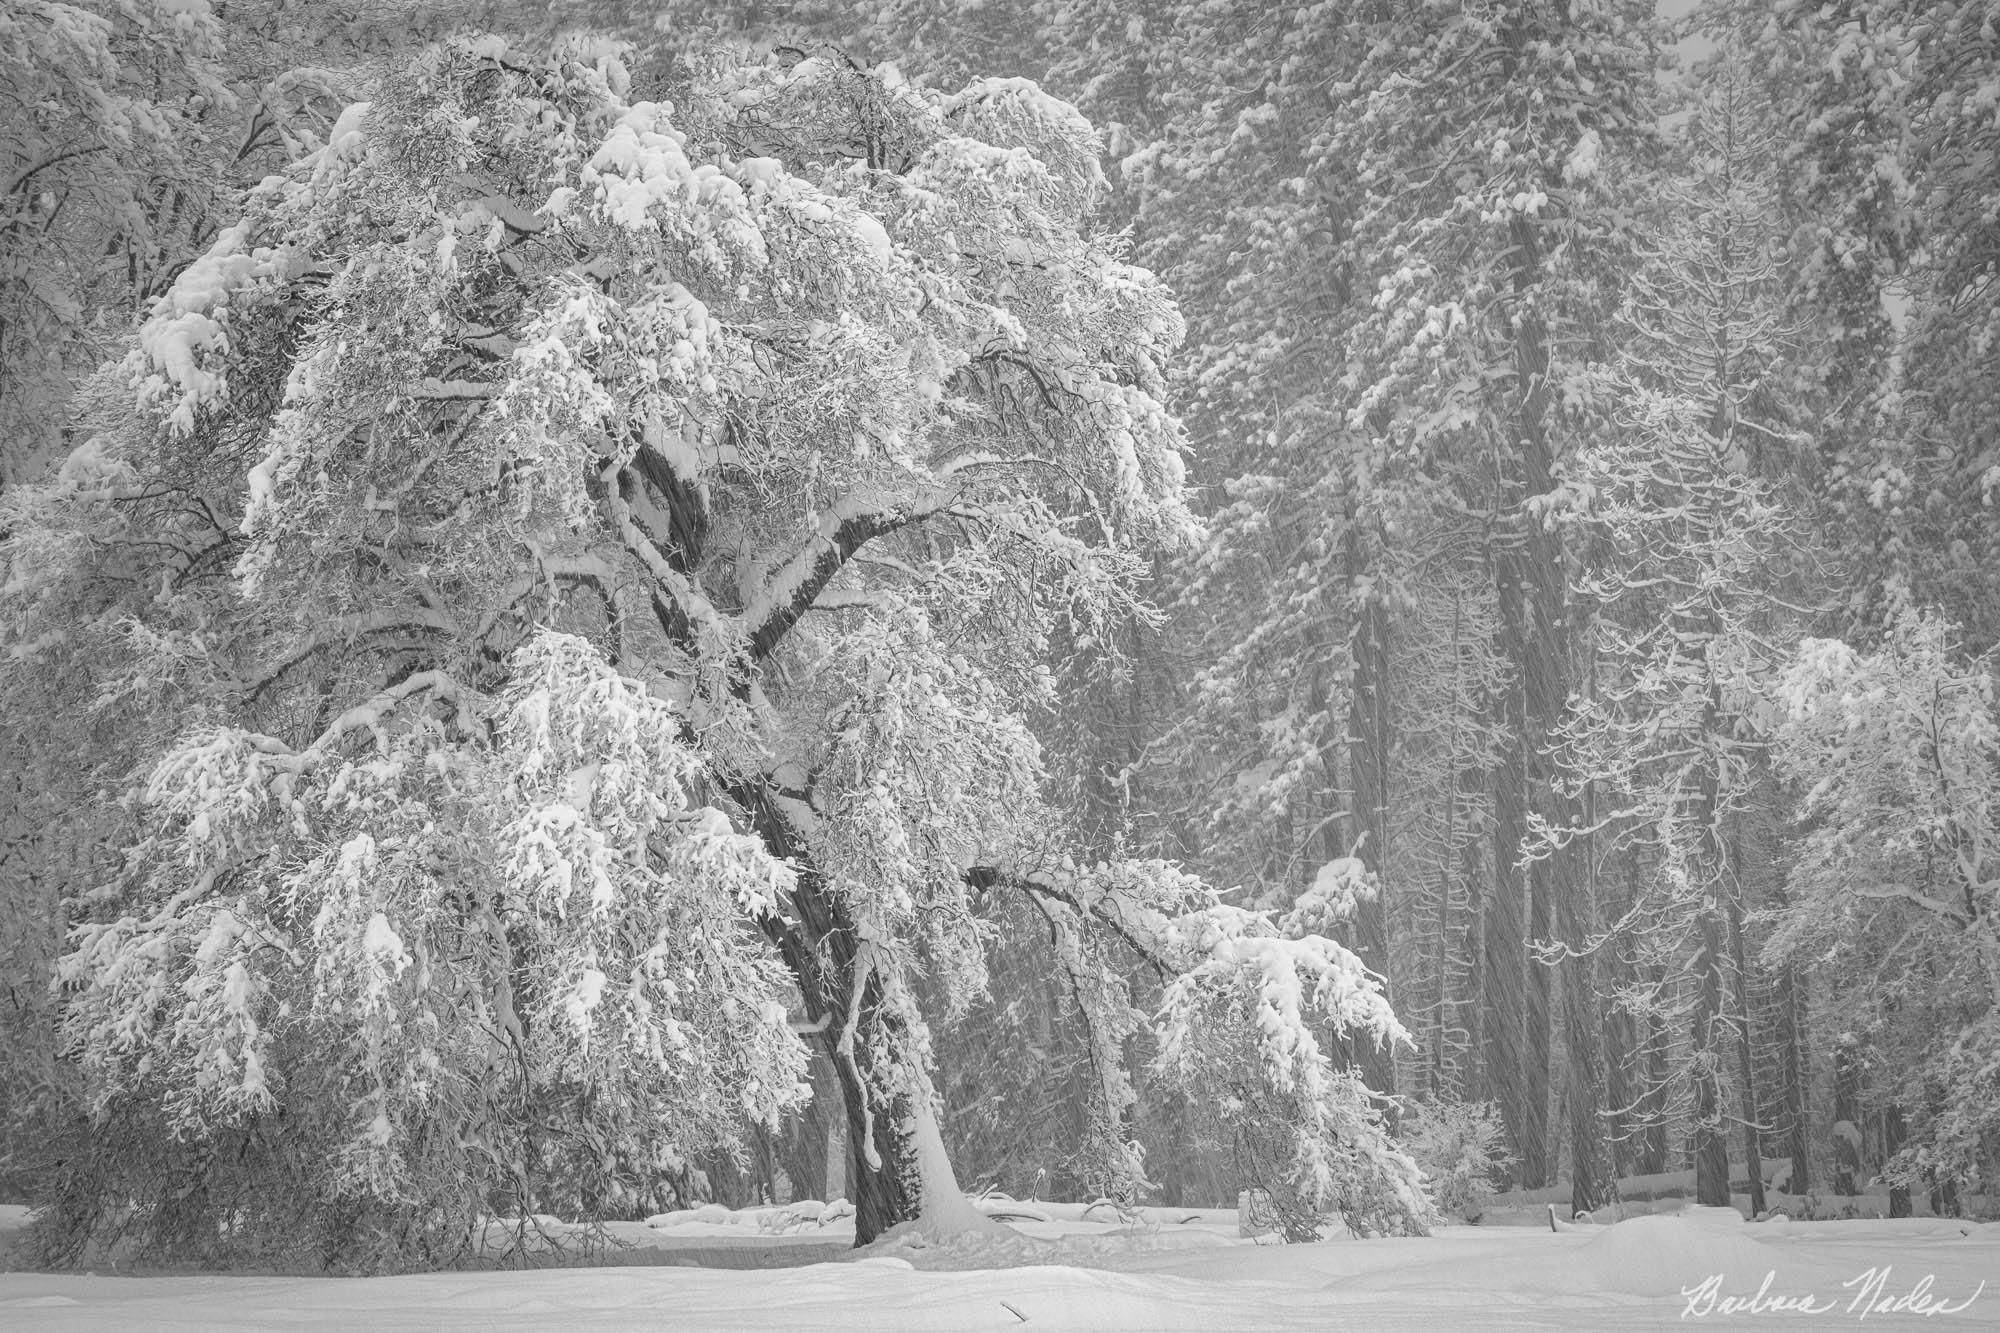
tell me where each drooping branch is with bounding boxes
[242,607,461,699]
[308,664,472,748]
[965,865,1174,981]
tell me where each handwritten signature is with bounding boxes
[1680,1268,1986,1320]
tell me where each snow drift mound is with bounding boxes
[1573,1207,1823,1298]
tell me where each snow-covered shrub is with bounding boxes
[1149,883,1435,1238]
[1397,1097,1516,1222]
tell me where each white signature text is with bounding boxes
[1680,1267,1986,1320]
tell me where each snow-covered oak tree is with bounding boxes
[1,34,1426,1266]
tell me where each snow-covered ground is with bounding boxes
[2,1200,1994,1330]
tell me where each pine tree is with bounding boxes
[1146,0,1657,1209]
[1531,45,1815,1210]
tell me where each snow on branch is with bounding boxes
[313,670,472,754]
[969,857,1427,1234]
[129,221,296,434]
[742,485,958,661]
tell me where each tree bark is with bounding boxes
[1723,847,1766,1216]
[1459,761,1487,1106]
[1776,966,1809,1197]
[735,780,921,1245]
[1832,1037,1862,1197]
[1766,866,1810,1197]
[1347,571,1396,1099]
[1602,991,1633,1180]
[1885,1104,1912,1219]
[1485,640,1532,1181]
[1693,908,1732,1208]
[1558,904,1612,1214]
[1639,955,1670,1177]
[1556,655,1611,1215]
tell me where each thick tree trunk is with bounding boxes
[1640,1069,1669,1176]
[1764,864,1811,1198]
[1602,994,1633,1179]
[1440,590,1487,1104]
[1639,958,1670,1177]
[1429,853,1450,1101]
[1776,966,1809,1197]
[1487,165,1581,1188]
[1429,762,1455,1101]
[1693,908,1732,1208]
[1459,764,1487,1106]
[1599,850,1637,1180]
[1486,656,1533,1182]
[1559,925,1612,1214]
[736,782,924,1245]
[1885,1104,1912,1219]
[1348,577,1396,1099]
[1722,844,1765,1216]
[817,976,915,1244]
[1556,712,1611,1215]
[1832,1035,1862,1197]
[1487,2,1590,1201]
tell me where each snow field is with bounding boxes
[3,1200,1995,1330]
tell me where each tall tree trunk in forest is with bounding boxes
[1885,1104,1912,1218]
[1431,777,1456,1101]
[1627,843,1672,1182]
[1490,191,1602,1192]
[1832,1037,1863,1196]
[1348,561,1396,1098]
[1693,907,1732,1208]
[1676,646,1736,1211]
[1557,961,1610,1213]
[1768,856,1816,1200]
[1640,1000,1672,1168]
[1305,631,1366,1084]
[1486,628,1533,1180]
[1639,965,1669,1177]
[1776,966,1810,1195]
[1601,850,1641,1179]
[1487,0,1595,1182]
[1427,596,1464,1102]
[1462,806,1489,1106]
[1556,651,1611,1214]
[1603,994,1634,1179]
[1558,864,1612,1214]
[1724,840,1766,1216]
